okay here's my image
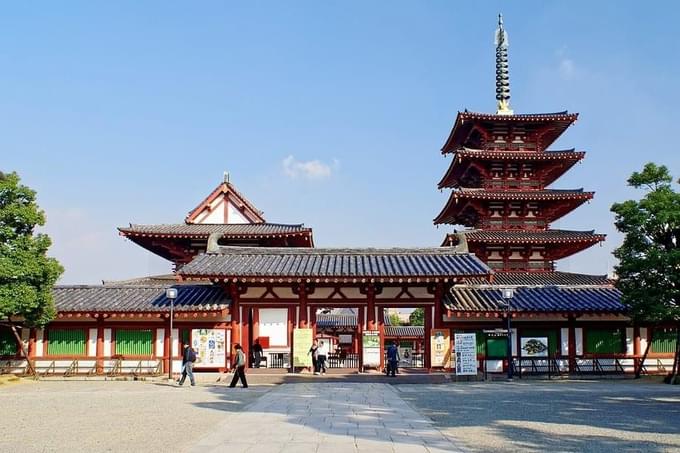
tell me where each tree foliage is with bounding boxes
[610,163,680,324]
[0,172,63,327]
[388,313,402,327]
[409,308,424,326]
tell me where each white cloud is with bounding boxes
[282,155,335,180]
[559,58,576,80]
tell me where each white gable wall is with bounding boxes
[195,197,252,224]
[227,203,249,224]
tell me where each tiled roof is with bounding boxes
[465,271,612,286]
[53,285,230,313]
[384,326,424,337]
[316,314,357,328]
[179,247,492,281]
[458,111,577,121]
[444,285,624,313]
[448,230,606,244]
[119,223,312,238]
[452,188,592,200]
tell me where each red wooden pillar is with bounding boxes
[568,316,576,373]
[298,282,308,328]
[252,308,260,342]
[27,328,36,359]
[241,305,250,367]
[357,306,365,371]
[228,283,241,351]
[633,325,641,373]
[366,284,376,331]
[310,308,317,340]
[96,318,105,375]
[378,306,385,371]
[424,305,433,370]
[164,317,171,376]
[288,305,295,372]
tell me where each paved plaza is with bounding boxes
[0,378,679,452]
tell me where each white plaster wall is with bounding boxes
[199,200,226,224]
[20,328,29,351]
[626,327,634,355]
[88,328,97,357]
[640,327,648,353]
[155,328,165,357]
[36,330,44,357]
[259,309,288,346]
[561,328,569,356]
[227,203,249,224]
[104,329,112,356]
[172,328,179,357]
[575,328,583,355]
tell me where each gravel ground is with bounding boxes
[396,380,680,453]
[0,380,269,453]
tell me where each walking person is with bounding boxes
[309,339,319,375]
[178,342,197,386]
[229,344,248,388]
[251,339,263,368]
[317,340,328,375]
[386,341,400,377]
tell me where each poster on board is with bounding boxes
[293,328,313,367]
[521,337,549,357]
[191,329,228,368]
[430,329,451,368]
[362,331,381,367]
[454,333,477,375]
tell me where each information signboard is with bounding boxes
[521,337,549,357]
[191,329,228,368]
[430,329,451,368]
[293,328,313,367]
[362,331,381,367]
[454,333,477,376]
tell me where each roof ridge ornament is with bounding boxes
[494,14,513,115]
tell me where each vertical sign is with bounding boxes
[191,329,227,368]
[362,331,381,367]
[454,333,477,375]
[293,328,313,367]
[430,329,452,368]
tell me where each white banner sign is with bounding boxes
[454,333,477,376]
[192,329,227,368]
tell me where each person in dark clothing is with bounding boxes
[308,339,319,375]
[229,344,248,388]
[178,342,196,386]
[386,341,400,377]
[251,339,263,368]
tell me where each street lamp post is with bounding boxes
[502,288,515,380]
[166,287,178,380]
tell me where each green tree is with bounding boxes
[409,308,424,326]
[0,172,63,373]
[611,163,680,383]
[388,312,402,327]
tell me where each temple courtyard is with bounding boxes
[1,379,679,452]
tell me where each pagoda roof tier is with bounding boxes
[464,271,612,286]
[53,284,230,314]
[443,229,606,245]
[179,246,491,283]
[438,148,585,189]
[118,223,314,262]
[444,285,624,314]
[434,189,594,225]
[442,110,578,154]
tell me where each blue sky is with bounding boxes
[2,1,679,284]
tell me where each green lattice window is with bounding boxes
[115,330,153,356]
[521,329,558,356]
[585,328,624,354]
[0,329,18,356]
[48,329,86,356]
[652,329,677,354]
[486,337,508,357]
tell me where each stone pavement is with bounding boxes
[190,383,465,453]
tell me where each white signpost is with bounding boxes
[454,333,477,376]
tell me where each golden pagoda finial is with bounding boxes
[495,14,513,115]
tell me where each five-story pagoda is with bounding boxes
[435,15,604,273]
